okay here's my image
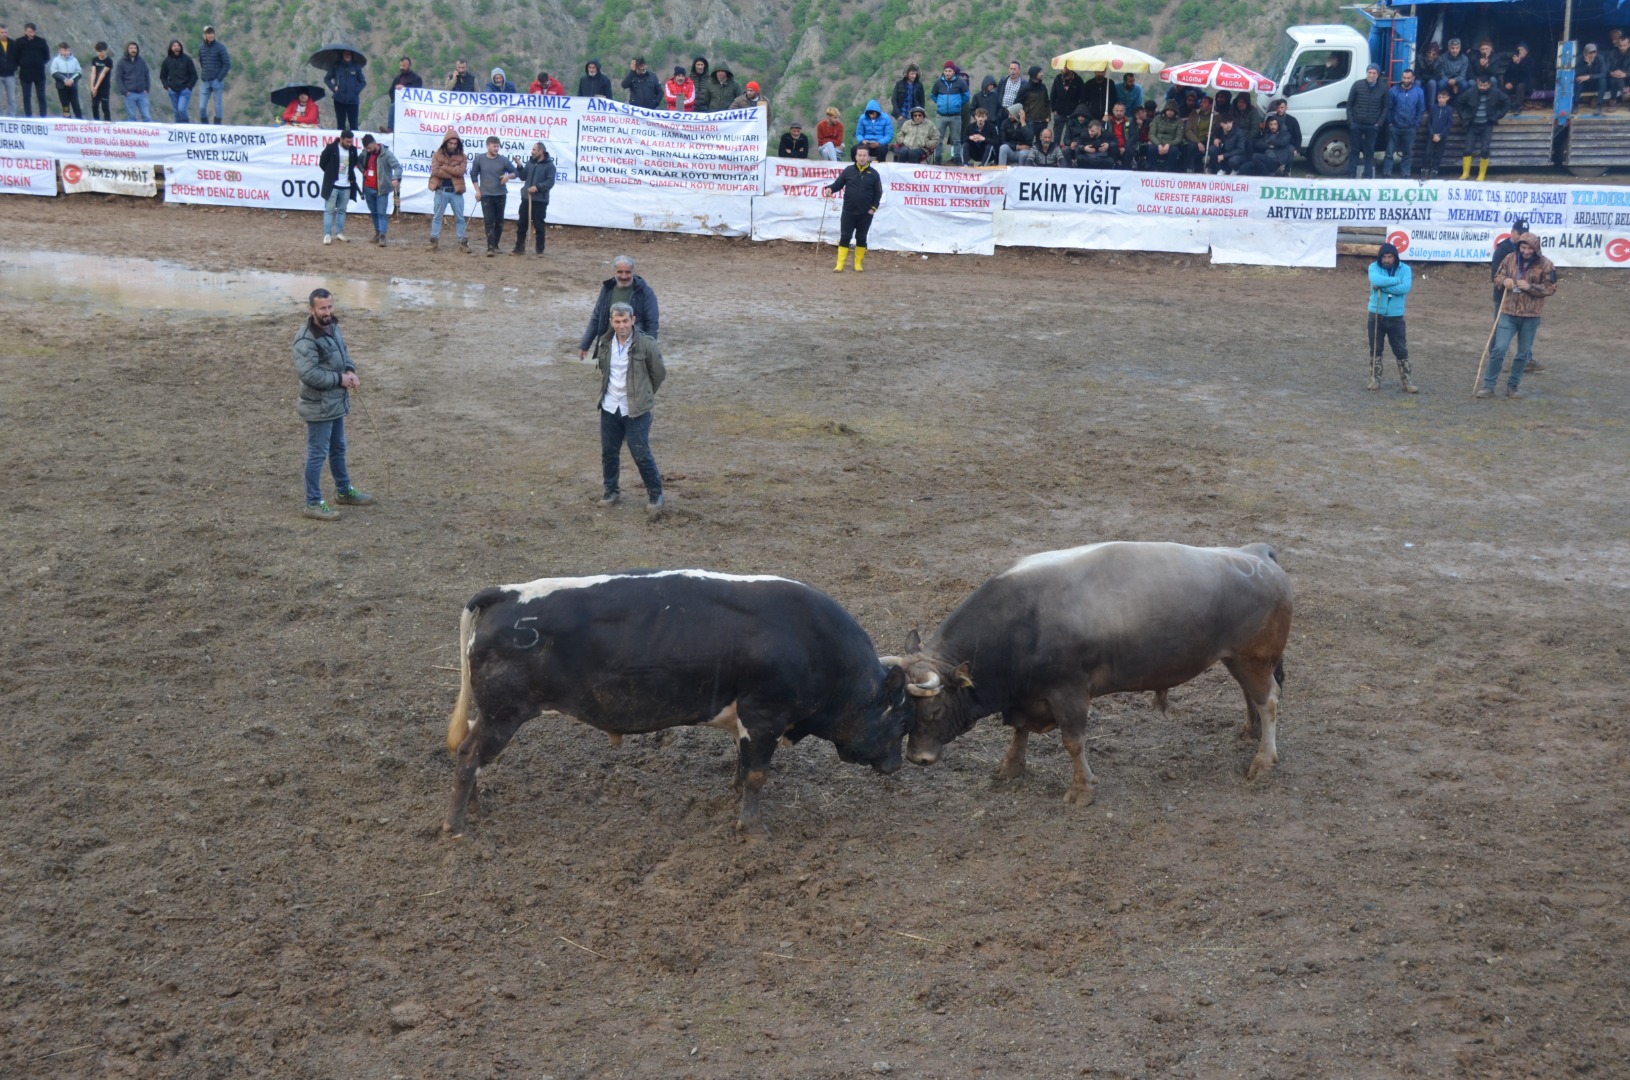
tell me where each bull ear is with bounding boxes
[951,662,974,689]
[905,629,921,653]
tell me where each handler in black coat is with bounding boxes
[824,146,884,273]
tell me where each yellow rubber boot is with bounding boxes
[854,246,866,272]
[833,247,849,272]
[1459,155,1473,180]
[1477,158,1490,181]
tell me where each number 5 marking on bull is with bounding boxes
[512,616,540,648]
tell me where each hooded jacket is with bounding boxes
[622,65,663,108]
[1386,82,1426,130]
[428,130,468,194]
[198,38,230,82]
[1208,123,1248,165]
[705,68,742,112]
[1495,235,1557,318]
[160,43,197,92]
[895,113,939,152]
[578,60,612,98]
[326,55,366,103]
[115,48,150,94]
[1149,107,1185,147]
[1252,120,1296,168]
[854,100,894,147]
[1367,245,1413,317]
[485,69,512,93]
[972,76,1004,129]
[1061,113,1096,149]
[689,58,712,110]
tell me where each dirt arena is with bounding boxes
[2,197,1628,1078]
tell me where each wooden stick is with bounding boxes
[36,1043,98,1060]
[556,935,613,960]
[888,930,951,948]
[1473,289,1508,396]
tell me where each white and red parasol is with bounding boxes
[1159,59,1277,95]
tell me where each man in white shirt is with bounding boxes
[592,303,668,515]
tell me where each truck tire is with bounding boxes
[1309,127,1350,176]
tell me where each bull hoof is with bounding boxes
[994,761,1026,781]
[735,820,770,839]
[442,820,466,838]
[1065,783,1096,806]
[1245,753,1278,781]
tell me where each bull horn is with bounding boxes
[906,670,943,697]
[878,655,902,668]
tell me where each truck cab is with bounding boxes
[1260,24,1373,175]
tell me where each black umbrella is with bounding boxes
[309,44,368,70]
[271,82,326,107]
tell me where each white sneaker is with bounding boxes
[335,233,348,243]
[323,234,332,245]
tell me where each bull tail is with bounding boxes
[1274,659,1285,688]
[447,604,479,755]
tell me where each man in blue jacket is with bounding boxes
[1381,68,1425,178]
[853,99,893,162]
[932,62,970,164]
[324,50,365,130]
[1366,241,1416,393]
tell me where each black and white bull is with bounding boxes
[444,570,910,836]
[884,542,1294,804]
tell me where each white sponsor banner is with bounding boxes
[575,99,765,193]
[1388,224,1630,268]
[751,194,994,253]
[0,116,169,163]
[992,209,1209,253]
[393,88,578,185]
[761,159,845,197]
[1208,220,1337,267]
[164,162,331,211]
[0,154,56,196]
[61,159,157,196]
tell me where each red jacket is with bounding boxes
[529,77,565,95]
[665,76,696,110]
[282,98,320,125]
[816,118,844,148]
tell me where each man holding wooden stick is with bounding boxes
[1476,232,1555,400]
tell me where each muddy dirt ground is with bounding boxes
[2,197,1628,1079]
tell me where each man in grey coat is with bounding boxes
[468,135,517,255]
[593,302,667,515]
[293,289,374,520]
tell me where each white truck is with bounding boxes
[1259,24,1379,176]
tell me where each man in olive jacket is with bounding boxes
[293,289,374,519]
[593,303,668,515]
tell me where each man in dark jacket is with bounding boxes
[1018,65,1051,141]
[706,67,742,113]
[687,56,711,110]
[513,142,556,256]
[159,40,197,122]
[963,105,1001,165]
[1346,63,1388,178]
[972,75,1004,135]
[1455,74,1509,180]
[294,289,374,520]
[0,22,19,117]
[447,59,476,93]
[778,122,810,158]
[580,255,660,358]
[319,131,360,243]
[1486,218,1552,371]
[1077,70,1109,124]
[1576,43,1608,116]
[1502,42,1534,114]
[825,147,884,273]
[577,60,611,98]
[196,25,229,123]
[1205,114,1247,174]
[1422,87,1455,178]
[387,55,423,131]
[1051,68,1086,137]
[114,41,151,121]
[324,49,365,130]
[15,23,50,116]
[622,57,662,108]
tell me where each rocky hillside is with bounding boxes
[26,0,1361,130]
